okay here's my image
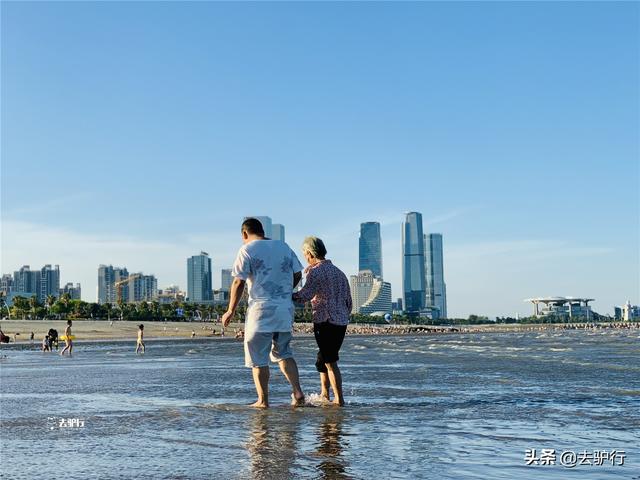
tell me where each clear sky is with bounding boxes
[1,1,638,318]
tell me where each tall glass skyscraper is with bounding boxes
[187,252,213,303]
[359,222,383,278]
[402,212,426,314]
[425,233,447,319]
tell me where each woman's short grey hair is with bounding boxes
[302,236,327,259]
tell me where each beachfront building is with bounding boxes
[60,282,81,300]
[98,265,129,304]
[525,297,595,320]
[39,264,60,302]
[350,270,392,316]
[424,233,447,319]
[187,252,213,303]
[272,224,285,242]
[12,266,40,297]
[128,274,158,303]
[614,301,640,321]
[402,212,426,315]
[350,270,375,314]
[359,222,383,279]
[359,279,392,316]
[8,265,60,303]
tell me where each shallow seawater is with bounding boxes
[1,330,639,479]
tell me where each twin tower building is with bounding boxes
[352,212,447,319]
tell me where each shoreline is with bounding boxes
[0,319,638,346]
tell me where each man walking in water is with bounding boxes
[222,218,305,408]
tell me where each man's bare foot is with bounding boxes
[250,400,269,409]
[332,399,345,407]
[291,393,305,407]
[320,391,330,401]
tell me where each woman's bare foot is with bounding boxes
[291,393,305,407]
[250,400,269,409]
[332,399,345,407]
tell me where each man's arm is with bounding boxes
[293,271,302,289]
[221,278,246,327]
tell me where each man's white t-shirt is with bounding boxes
[231,239,303,334]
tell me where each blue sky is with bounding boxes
[1,2,638,317]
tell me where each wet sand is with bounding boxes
[0,319,637,344]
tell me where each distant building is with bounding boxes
[98,265,129,304]
[402,212,426,314]
[245,216,272,238]
[13,266,39,297]
[272,224,285,242]
[526,297,595,320]
[128,274,158,302]
[60,282,81,300]
[614,301,640,321]
[39,264,60,302]
[359,222,383,278]
[158,285,185,305]
[396,298,403,311]
[187,252,213,303]
[350,270,375,314]
[359,279,392,316]
[0,274,13,294]
[221,269,232,293]
[424,233,447,319]
[350,270,392,316]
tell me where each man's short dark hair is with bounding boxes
[242,218,265,237]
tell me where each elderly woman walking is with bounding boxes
[293,237,352,406]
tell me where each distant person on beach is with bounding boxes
[136,324,145,354]
[60,320,73,356]
[42,335,51,352]
[293,237,351,406]
[222,218,305,408]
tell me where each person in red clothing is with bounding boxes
[293,237,352,406]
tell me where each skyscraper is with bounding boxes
[39,264,60,302]
[359,222,383,278]
[425,233,447,319]
[187,252,213,303]
[245,216,272,238]
[402,212,426,314]
[272,224,285,242]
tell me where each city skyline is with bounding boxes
[2,2,638,317]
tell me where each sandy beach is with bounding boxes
[0,319,637,344]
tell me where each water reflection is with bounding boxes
[316,409,351,479]
[247,409,300,480]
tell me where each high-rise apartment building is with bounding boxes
[98,265,129,304]
[350,270,392,315]
[60,282,82,300]
[221,269,232,293]
[39,264,60,302]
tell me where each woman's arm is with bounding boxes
[292,269,318,303]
